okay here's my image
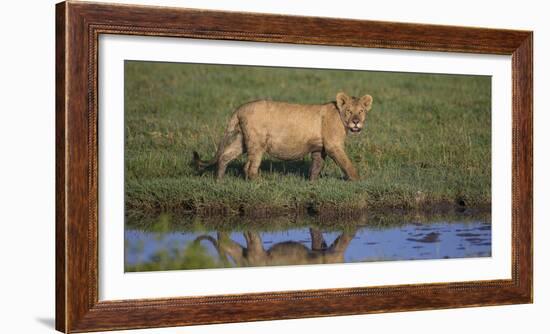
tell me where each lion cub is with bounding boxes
[193,92,373,181]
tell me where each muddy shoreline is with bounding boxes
[126,202,491,232]
[126,199,491,220]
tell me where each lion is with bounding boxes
[194,228,357,267]
[192,92,373,181]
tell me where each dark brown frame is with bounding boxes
[56,1,533,332]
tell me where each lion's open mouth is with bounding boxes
[350,127,362,133]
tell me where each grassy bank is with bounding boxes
[125,61,491,216]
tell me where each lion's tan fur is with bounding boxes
[195,229,357,266]
[192,92,373,180]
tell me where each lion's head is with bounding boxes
[335,92,373,134]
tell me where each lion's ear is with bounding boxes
[336,92,351,111]
[360,94,373,111]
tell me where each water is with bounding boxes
[125,214,491,272]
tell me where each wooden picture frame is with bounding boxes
[56,1,532,332]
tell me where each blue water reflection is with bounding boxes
[125,219,491,271]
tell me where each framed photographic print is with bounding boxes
[56,1,532,332]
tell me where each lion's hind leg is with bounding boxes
[244,149,264,180]
[216,133,244,179]
[309,151,326,181]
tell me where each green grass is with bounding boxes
[125,61,491,216]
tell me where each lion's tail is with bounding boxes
[192,113,240,172]
[193,235,218,247]
[192,150,216,172]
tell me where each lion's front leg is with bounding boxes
[326,147,359,181]
[309,151,325,181]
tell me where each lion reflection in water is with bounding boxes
[194,228,357,267]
